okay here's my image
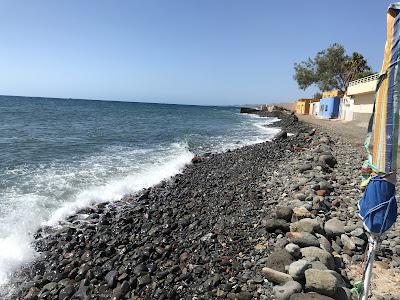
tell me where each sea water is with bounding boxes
[0,96,280,285]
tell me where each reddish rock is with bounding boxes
[316,190,327,196]
[219,256,233,266]
[191,156,202,163]
[331,199,340,207]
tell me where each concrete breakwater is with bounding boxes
[5,110,400,299]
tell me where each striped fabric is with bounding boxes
[365,3,400,185]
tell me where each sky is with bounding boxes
[0,1,395,105]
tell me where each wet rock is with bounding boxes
[137,274,151,286]
[120,280,130,294]
[73,285,89,299]
[105,270,117,288]
[191,156,202,163]
[24,287,40,300]
[39,282,57,295]
[59,285,75,300]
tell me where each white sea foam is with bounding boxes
[0,142,193,288]
[45,145,192,226]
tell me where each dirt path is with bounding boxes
[296,114,367,149]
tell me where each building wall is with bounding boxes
[319,97,340,119]
[352,93,374,114]
[340,97,354,121]
[353,112,372,122]
[296,101,309,114]
[309,102,320,115]
[347,79,377,96]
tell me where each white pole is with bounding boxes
[362,235,378,300]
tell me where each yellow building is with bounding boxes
[295,98,319,115]
[322,90,344,98]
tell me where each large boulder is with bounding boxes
[285,243,301,258]
[262,218,290,232]
[24,288,40,300]
[300,247,335,270]
[286,232,320,248]
[292,207,312,219]
[318,154,337,168]
[276,206,293,222]
[290,218,322,234]
[341,234,356,251]
[324,218,345,237]
[273,281,302,300]
[289,292,334,300]
[261,267,293,285]
[265,249,294,273]
[304,269,339,297]
[288,259,311,280]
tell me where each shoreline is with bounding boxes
[5,109,400,299]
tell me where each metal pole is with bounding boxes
[361,235,378,300]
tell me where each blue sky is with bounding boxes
[0,1,395,105]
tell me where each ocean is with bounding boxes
[0,96,280,285]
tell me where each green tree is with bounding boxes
[294,43,373,93]
[313,92,323,99]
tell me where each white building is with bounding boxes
[345,73,379,122]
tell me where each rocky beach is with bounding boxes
[4,108,400,300]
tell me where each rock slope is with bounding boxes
[5,110,400,300]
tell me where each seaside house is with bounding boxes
[345,73,379,122]
[319,97,341,119]
[295,98,319,115]
[322,90,344,98]
[309,101,320,116]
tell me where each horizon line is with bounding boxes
[0,93,275,108]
